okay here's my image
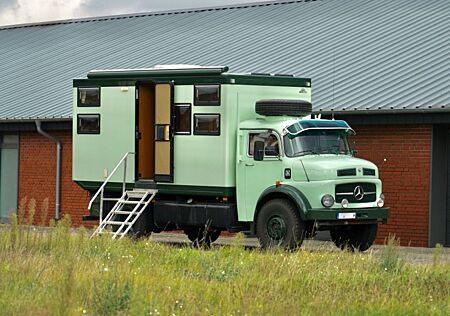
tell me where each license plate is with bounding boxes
[337,212,356,219]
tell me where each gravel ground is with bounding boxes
[150,231,450,265]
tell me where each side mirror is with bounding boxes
[254,141,265,161]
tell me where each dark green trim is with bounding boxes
[87,67,229,79]
[74,74,311,88]
[75,180,236,196]
[75,181,134,192]
[157,184,235,196]
[306,207,390,221]
[256,185,312,220]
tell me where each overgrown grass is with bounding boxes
[0,217,449,315]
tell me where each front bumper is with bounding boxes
[305,207,389,223]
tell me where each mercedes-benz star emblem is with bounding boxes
[353,185,365,200]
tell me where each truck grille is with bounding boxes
[337,168,356,176]
[335,183,376,203]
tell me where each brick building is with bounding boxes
[0,0,449,246]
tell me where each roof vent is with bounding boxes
[255,99,312,117]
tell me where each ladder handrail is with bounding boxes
[88,152,135,213]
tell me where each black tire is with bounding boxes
[256,199,305,250]
[330,224,378,252]
[255,99,312,117]
[185,227,221,247]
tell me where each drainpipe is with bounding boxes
[35,120,61,221]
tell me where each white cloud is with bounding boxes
[0,0,85,25]
[0,0,268,26]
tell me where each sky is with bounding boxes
[0,0,267,26]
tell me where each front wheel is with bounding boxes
[256,199,305,250]
[330,224,378,252]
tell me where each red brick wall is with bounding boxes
[352,124,431,247]
[18,130,91,227]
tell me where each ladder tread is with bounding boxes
[105,221,131,225]
[113,210,136,215]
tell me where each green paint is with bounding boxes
[75,181,235,196]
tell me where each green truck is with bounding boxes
[73,66,389,251]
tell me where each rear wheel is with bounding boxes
[330,224,378,252]
[256,199,304,250]
[185,227,221,247]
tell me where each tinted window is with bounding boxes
[174,104,191,134]
[78,87,100,107]
[194,84,220,106]
[77,114,100,134]
[193,114,220,135]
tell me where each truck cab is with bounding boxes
[237,108,388,250]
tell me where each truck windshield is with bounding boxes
[284,129,351,157]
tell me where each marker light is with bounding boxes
[321,194,334,208]
[377,193,385,208]
[341,198,349,209]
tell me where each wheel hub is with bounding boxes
[267,215,287,241]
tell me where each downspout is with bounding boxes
[35,120,61,221]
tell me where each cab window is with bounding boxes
[248,132,280,157]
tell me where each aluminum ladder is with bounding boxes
[91,189,157,239]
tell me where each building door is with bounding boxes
[0,135,19,223]
[154,83,174,182]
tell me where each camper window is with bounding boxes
[174,104,191,134]
[193,114,220,135]
[194,84,220,106]
[77,114,100,134]
[77,87,100,107]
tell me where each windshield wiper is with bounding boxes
[293,149,320,157]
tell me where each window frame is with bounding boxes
[77,114,101,135]
[174,103,192,135]
[77,87,101,107]
[193,84,221,106]
[193,113,221,136]
[247,130,282,159]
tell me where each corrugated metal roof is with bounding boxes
[0,0,449,120]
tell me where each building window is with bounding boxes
[248,132,280,156]
[77,114,100,134]
[193,114,220,136]
[174,104,191,134]
[194,84,220,106]
[78,87,100,107]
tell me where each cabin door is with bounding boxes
[154,83,174,182]
[137,84,155,179]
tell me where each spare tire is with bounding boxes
[255,99,312,117]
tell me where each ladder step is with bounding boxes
[113,210,136,215]
[118,200,141,205]
[105,221,131,226]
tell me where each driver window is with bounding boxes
[248,132,280,157]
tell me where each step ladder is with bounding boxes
[91,188,157,239]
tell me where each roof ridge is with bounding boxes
[0,0,315,30]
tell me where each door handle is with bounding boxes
[245,163,254,167]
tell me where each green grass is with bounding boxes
[0,217,449,316]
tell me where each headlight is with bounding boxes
[321,194,334,208]
[341,198,349,208]
[377,193,385,208]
